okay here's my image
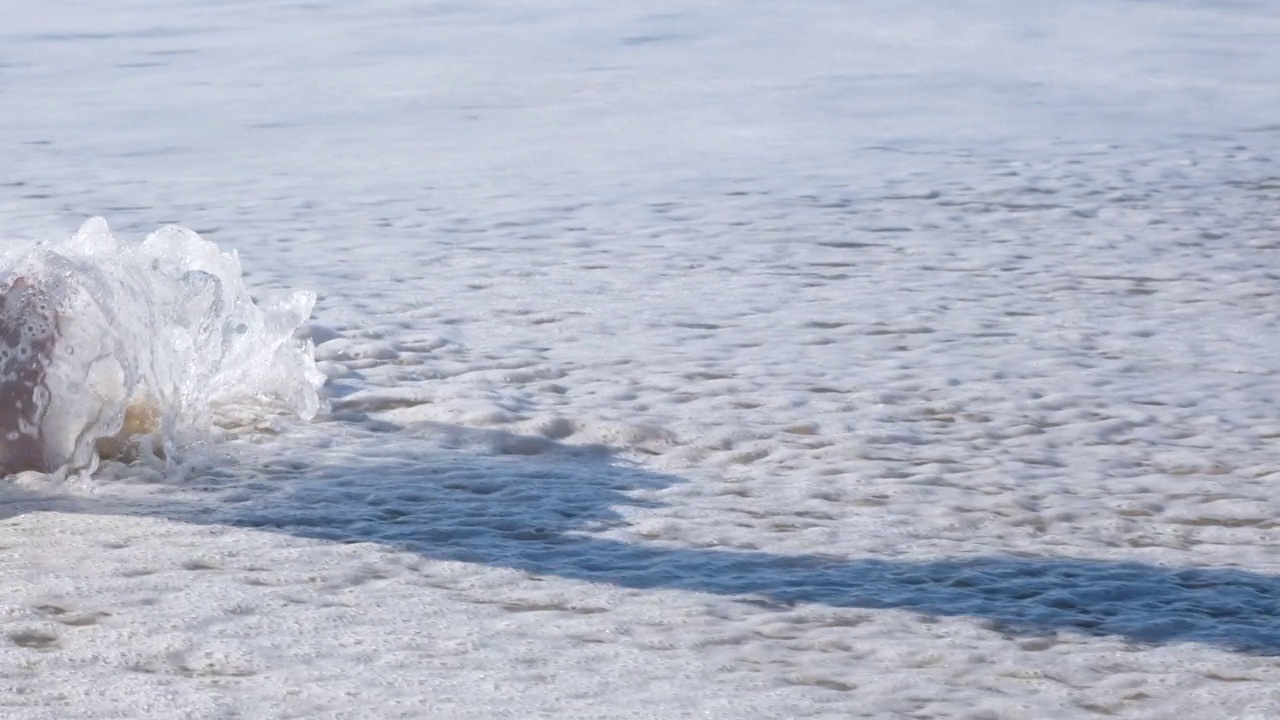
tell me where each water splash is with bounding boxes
[0,218,325,475]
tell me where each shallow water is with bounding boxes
[3,1,1280,718]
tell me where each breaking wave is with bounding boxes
[0,218,324,476]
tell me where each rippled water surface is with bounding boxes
[3,2,1280,718]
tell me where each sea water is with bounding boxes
[1,2,1280,718]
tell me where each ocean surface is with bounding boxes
[3,1,1280,717]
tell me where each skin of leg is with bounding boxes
[0,277,60,474]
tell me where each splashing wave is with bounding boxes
[0,218,324,475]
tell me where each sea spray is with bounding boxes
[0,218,325,475]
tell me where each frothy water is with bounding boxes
[0,218,324,475]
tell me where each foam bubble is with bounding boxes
[0,218,325,475]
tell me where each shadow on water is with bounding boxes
[7,426,1280,655]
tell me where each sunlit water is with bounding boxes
[2,2,1280,718]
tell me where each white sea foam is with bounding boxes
[0,218,324,474]
[2,1,1280,718]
